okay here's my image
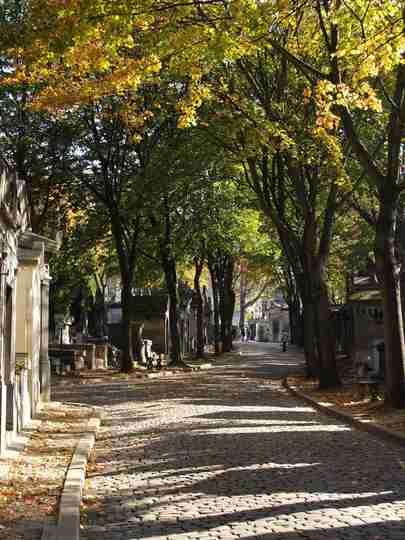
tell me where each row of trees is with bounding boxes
[0,1,404,406]
[0,39,273,368]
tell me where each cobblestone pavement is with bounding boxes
[54,343,405,539]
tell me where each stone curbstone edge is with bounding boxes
[283,378,405,448]
[41,409,103,540]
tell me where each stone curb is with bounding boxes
[41,411,102,540]
[283,378,405,448]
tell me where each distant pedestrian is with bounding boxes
[240,327,245,342]
[281,331,288,352]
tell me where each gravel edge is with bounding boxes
[41,412,102,540]
[283,378,405,448]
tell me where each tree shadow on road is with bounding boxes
[52,355,405,540]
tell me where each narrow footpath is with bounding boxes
[53,343,405,540]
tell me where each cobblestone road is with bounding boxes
[54,343,405,539]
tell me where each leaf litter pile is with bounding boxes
[0,402,94,540]
[288,375,405,436]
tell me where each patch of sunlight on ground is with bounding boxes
[235,357,302,364]
[159,463,322,475]
[116,491,399,539]
[197,419,319,425]
[259,502,402,527]
[191,424,351,434]
[273,490,394,499]
[233,462,321,470]
[189,405,316,413]
[150,490,395,507]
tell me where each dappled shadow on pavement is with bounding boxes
[52,343,305,408]
[54,343,405,540]
[81,510,404,540]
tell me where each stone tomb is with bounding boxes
[15,233,58,420]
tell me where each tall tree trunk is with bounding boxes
[193,258,205,359]
[90,286,106,337]
[121,276,134,372]
[375,201,405,408]
[158,199,185,367]
[376,61,405,407]
[162,253,183,365]
[208,260,221,355]
[219,256,235,353]
[302,299,319,378]
[288,292,302,346]
[134,322,145,364]
[202,285,211,347]
[296,266,320,378]
[239,269,247,333]
[300,265,339,386]
[283,265,302,346]
[300,205,339,387]
[313,264,340,389]
[110,212,137,373]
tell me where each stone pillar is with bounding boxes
[6,383,15,431]
[40,278,51,403]
[19,368,30,428]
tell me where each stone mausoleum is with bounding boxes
[0,163,57,456]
